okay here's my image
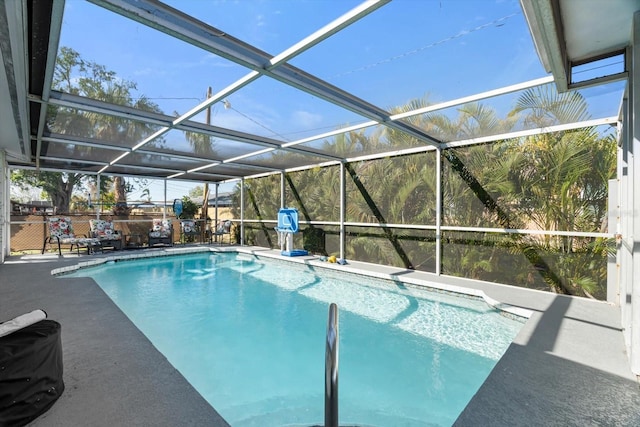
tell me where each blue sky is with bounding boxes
[61,0,541,117]
[55,0,621,202]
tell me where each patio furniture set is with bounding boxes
[41,217,232,255]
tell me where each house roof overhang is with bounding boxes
[520,0,639,92]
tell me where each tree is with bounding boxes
[230,88,615,299]
[27,46,163,213]
[178,196,199,219]
[11,171,84,214]
[503,86,616,297]
[435,87,614,297]
[189,186,204,199]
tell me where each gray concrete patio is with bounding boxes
[1,247,639,426]
[1,250,230,427]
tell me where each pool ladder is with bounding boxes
[325,303,339,427]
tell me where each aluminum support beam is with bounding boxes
[41,133,281,174]
[82,0,386,173]
[340,162,346,260]
[96,174,101,219]
[0,151,6,262]
[280,172,285,209]
[45,91,342,162]
[214,183,219,234]
[627,10,640,376]
[240,178,245,246]
[88,0,441,148]
[163,179,167,219]
[435,148,442,275]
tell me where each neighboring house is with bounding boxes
[191,192,234,208]
[129,202,165,215]
[10,200,54,215]
[189,192,235,221]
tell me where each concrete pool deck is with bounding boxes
[1,245,639,426]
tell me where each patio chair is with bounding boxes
[179,219,200,244]
[42,217,101,255]
[148,219,173,247]
[89,219,123,250]
[209,220,232,245]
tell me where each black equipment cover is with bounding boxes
[0,320,64,426]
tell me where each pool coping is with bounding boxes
[51,245,533,321]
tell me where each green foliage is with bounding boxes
[303,228,327,255]
[37,47,163,212]
[100,192,117,208]
[11,170,88,213]
[231,86,616,300]
[189,186,204,199]
[178,196,199,219]
[70,193,93,212]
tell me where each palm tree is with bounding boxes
[504,86,616,297]
[229,88,615,299]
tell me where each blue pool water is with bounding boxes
[66,252,524,426]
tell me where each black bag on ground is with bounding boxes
[0,320,65,426]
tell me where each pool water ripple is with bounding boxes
[65,252,525,426]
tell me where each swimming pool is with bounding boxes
[65,251,525,426]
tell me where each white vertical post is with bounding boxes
[619,60,633,369]
[0,152,6,263]
[163,179,167,220]
[280,172,285,252]
[96,174,101,219]
[240,178,245,246]
[214,183,219,230]
[628,11,640,375]
[436,148,442,275]
[340,162,346,260]
[281,171,285,209]
[607,178,618,303]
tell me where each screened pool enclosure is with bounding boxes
[1,0,640,375]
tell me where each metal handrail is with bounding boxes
[325,303,339,427]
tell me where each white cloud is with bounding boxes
[133,67,163,77]
[291,110,323,128]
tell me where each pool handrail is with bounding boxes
[325,303,339,427]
